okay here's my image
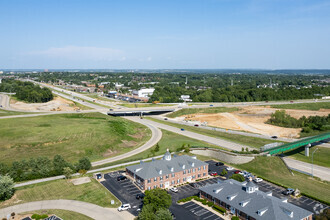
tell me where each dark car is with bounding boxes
[181,128,185,131]
[117,175,127,181]
[283,188,295,195]
[164,118,168,120]
[271,136,278,139]
[189,183,199,188]
[194,124,199,127]
[136,193,145,200]
[215,162,224,166]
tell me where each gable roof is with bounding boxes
[200,179,312,220]
[126,155,208,180]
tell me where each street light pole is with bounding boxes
[311,148,319,178]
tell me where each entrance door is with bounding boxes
[165,182,170,188]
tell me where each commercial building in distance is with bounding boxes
[132,88,155,98]
[200,179,313,220]
[126,150,209,190]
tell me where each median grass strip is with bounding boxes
[230,156,330,204]
[0,178,120,209]
[0,109,36,117]
[167,107,239,118]
[0,112,151,164]
[147,117,278,148]
[22,210,93,220]
[284,147,330,168]
[119,103,174,108]
[271,102,330,111]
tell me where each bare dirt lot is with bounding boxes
[178,106,330,138]
[10,96,78,112]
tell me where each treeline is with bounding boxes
[267,110,330,133]
[149,85,330,103]
[0,155,91,182]
[0,79,53,103]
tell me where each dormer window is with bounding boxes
[227,193,237,201]
[239,199,251,207]
[182,164,185,169]
[282,207,293,218]
[192,162,195,167]
[135,168,142,172]
[159,169,162,175]
[257,207,268,216]
[171,167,174,172]
[213,188,223,193]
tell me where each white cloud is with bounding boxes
[29,46,125,61]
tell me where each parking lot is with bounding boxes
[175,201,223,220]
[101,171,143,216]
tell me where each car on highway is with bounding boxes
[164,118,168,120]
[194,124,199,127]
[254,178,263,183]
[118,203,131,211]
[283,188,295,195]
[209,171,217,176]
[209,104,214,107]
[181,128,185,131]
[215,162,224,166]
[170,187,178,193]
[117,175,127,181]
[271,136,278,139]
[136,193,145,200]
[0,105,2,108]
[109,109,113,111]
[226,167,234,171]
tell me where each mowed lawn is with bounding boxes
[167,106,239,118]
[271,102,330,111]
[0,178,120,209]
[22,210,93,220]
[284,146,330,168]
[232,156,330,203]
[0,112,151,164]
[0,109,35,117]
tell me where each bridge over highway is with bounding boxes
[262,133,330,155]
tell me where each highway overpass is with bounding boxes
[107,109,175,116]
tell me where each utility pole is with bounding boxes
[312,148,319,178]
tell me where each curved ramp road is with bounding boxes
[128,117,250,151]
[0,200,134,220]
[91,117,162,166]
[283,157,330,182]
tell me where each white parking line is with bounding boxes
[195,209,209,216]
[307,201,316,205]
[185,203,197,209]
[203,213,216,219]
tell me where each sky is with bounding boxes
[1,0,330,69]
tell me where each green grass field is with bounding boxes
[284,146,330,167]
[230,156,330,203]
[271,102,330,111]
[147,117,278,149]
[22,210,93,220]
[167,107,239,118]
[0,112,151,164]
[0,178,120,209]
[92,129,224,169]
[0,109,36,117]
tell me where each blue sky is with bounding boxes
[1,0,330,69]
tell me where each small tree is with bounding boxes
[245,147,249,152]
[241,147,244,152]
[220,169,227,176]
[155,144,160,152]
[0,175,15,200]
[230,174,245,182]
[144,188,172,212]
[76,157,91,171]
[78,169,87,176]
[155,208,172,220]
[63,167,74,179]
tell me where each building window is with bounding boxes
[154,177,157,182]
[171,180,175,185]
[192,175,196,179]
[171,173,175,177]
[198,167,201,171]
[148,179,151,183]
[154,185,157,189]
[183,177,186,182]
[188,169,191,174]
[166,175,169,179]
[193,168,195,172]
[203,165,206,170]
[148,186,151,190]
[160,176,163,180]
[177,179,180,183]
[160,183,163,188]
[198,174,201,178]
[183,170,186,174]
[203,173,206,176]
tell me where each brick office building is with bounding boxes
[200,179,313,220]
[126,150,209,190]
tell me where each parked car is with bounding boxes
[238,171,244,175]
[194,124,199,127]
[210,171,217,176]
[136,193,145,200]
[283,188,295,195]
[181,128,185,131]
[215,162,224,166]
[170,187,178,193]
[118,204,131,211]
[226,167,234,171]
[189,183,199,188]
[234,170,241,174]
[164,118,168,120]
[117,175,127,181]
[271,136,278,139]
[254,178,263,183]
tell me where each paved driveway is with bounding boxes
[0,200,133,220]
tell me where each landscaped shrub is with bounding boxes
[231,216,240,220]
[31,214,48,220]
[213,205,226,214]
[202,200,207,205]
[207,201,214,207]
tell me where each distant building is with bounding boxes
[132,88,155,98]
[200,179,313,220]
[180,95,192,102]
[126,150,209,190]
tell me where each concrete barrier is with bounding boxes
[191,148,255,164]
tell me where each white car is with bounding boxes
[170,187,178,193]
[226,167,234,171]
[238,171,244,175]
[118,204,131,211]
[254,178,263,183]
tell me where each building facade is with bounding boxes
[132,88,155,98]
[200,179,313,220]
[126,150,208,190]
